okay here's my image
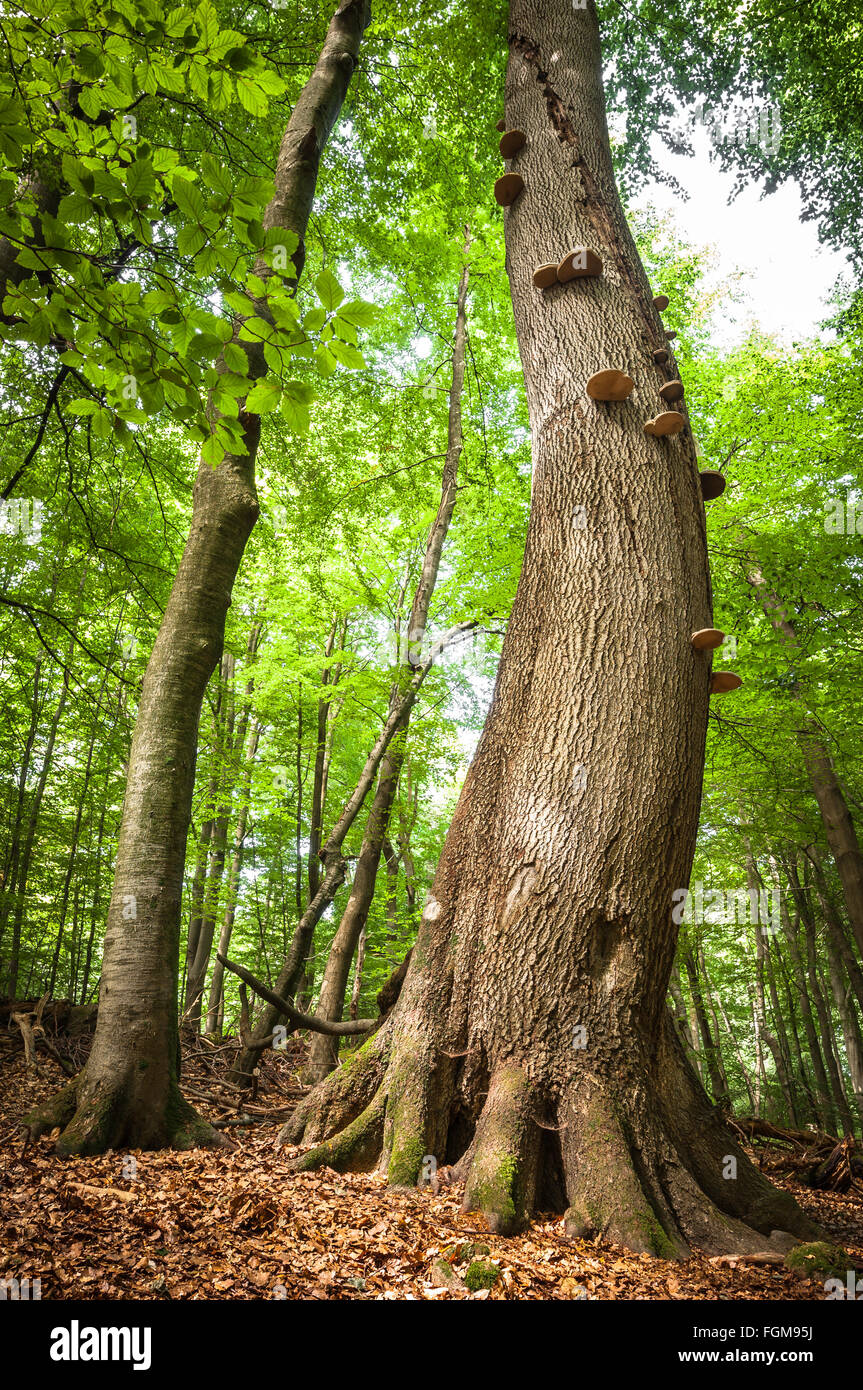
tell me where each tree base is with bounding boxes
[23,1071,232,1156]
[279,1017,822,1257]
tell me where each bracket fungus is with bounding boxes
[557,246,603,281]
[653,294,670,311]
[699,470,726,501]
[494,173,524,207]
[710,672,743,694]
[532,262,559,289]
[691,628,725,651]
[652,348,669,365]
[658,380,684,404]
[586,369,634,402]
[499,129,526,158]
[644,411,684,437]
[496,118,506,132]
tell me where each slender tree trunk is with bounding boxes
[24,0,372,1154]
[807,844,863,1012]
[206,723,261,1034]
[822,926,863,1129]
[701,957,758,1113]
[303,241,472,1085]
[762,926,800,1127]
[182,659,232,1014]
[774,856,836,1131]
[280,0,819,1256]
[743,838,787,1122]
[7,666,70,997]
[228,617,475,1083]
[0,659,42,985]
[775,932,820,1127]
[748,569,863,960]
[683,949,728,1105]
[786,853,855,1134]
[698,944,731,1103]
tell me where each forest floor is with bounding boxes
[2,1041,862,1301]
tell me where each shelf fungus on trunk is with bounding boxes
[665,329,678,340]
[496,118,506,132]
[532,262,559,289]
[691,628,725,651]
[644,411,684,437]
[586,369,634,402]
[658,380,684,404]
[499,129,527,158]
[557,246,603,280]
[653,294,670,311]
[699,470,726,501]
[710,672,743,693]
[652,348,669,365]
[494,172,525,207]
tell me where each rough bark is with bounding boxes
[278,0,820,1256]
[24,0,372,1155]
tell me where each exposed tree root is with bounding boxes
[23,1071,232,1155]
[280,1016,823,1257]
[289,1089,386,1173]
[279,1026,389,1146]
[462,1065,540,1234]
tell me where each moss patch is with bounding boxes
[785,1242,852,1282]
[464,1260,500,1292]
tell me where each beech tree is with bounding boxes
[22,0,372,1153]
[279,0,819,1255]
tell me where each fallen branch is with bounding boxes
[219,956,377,1038]
[68,1182,136,1204]
[211,1115,287,1128]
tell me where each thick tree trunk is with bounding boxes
[278,0,819,1256]
[23,0,372,1155]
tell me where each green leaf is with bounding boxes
[202,433,223,467]
[315,268,345,312]
[245,379,281,414]
[171,174,206,221]
[223,342,249,374]
[314,343,337,377]
[280,379,314,433]
[338,299,377,329]
[328,338,365,370]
